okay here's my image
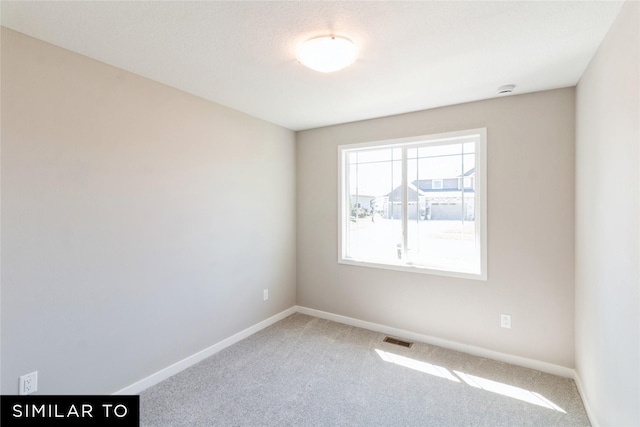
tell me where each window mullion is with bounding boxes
[401,146,408,260]
[461,143,465,234]
[344,152,351,258]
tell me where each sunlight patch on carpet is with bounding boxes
[453,370,566,413]
[375,349,460,382]
[375,349,566,413]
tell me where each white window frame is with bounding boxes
[338,128,487,280]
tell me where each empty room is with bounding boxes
[1,1,638,426]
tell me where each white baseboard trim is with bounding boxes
[113,306,297,395]
[573,371,598,427]
[296,305,575,379]
[114,305,578,397]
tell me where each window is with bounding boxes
[338,128,486,280]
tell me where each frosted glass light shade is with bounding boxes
[297,35,358,73]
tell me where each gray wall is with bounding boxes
[1,28,297,394]
[575,1,639,425]
[297,88,576,368]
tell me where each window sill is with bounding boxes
[338,257,487,281]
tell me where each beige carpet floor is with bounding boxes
[140,313,589,426]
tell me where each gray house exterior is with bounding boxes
[384,168,475,220]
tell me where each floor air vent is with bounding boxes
[383,336,413,348]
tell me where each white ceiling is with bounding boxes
[1,1,624,131]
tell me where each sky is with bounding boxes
[349,143,476,196]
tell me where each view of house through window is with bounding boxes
[339,129,486,279]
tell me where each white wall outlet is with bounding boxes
[501,314,512,329]
[19,371,38,395]
[263,289,269,301]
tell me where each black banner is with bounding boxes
[1,395,139,427]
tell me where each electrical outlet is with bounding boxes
[501,314,512,329]
[19,371,38,395]
[263,289,269,301]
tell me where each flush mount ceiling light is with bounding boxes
[296,35,358,73]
